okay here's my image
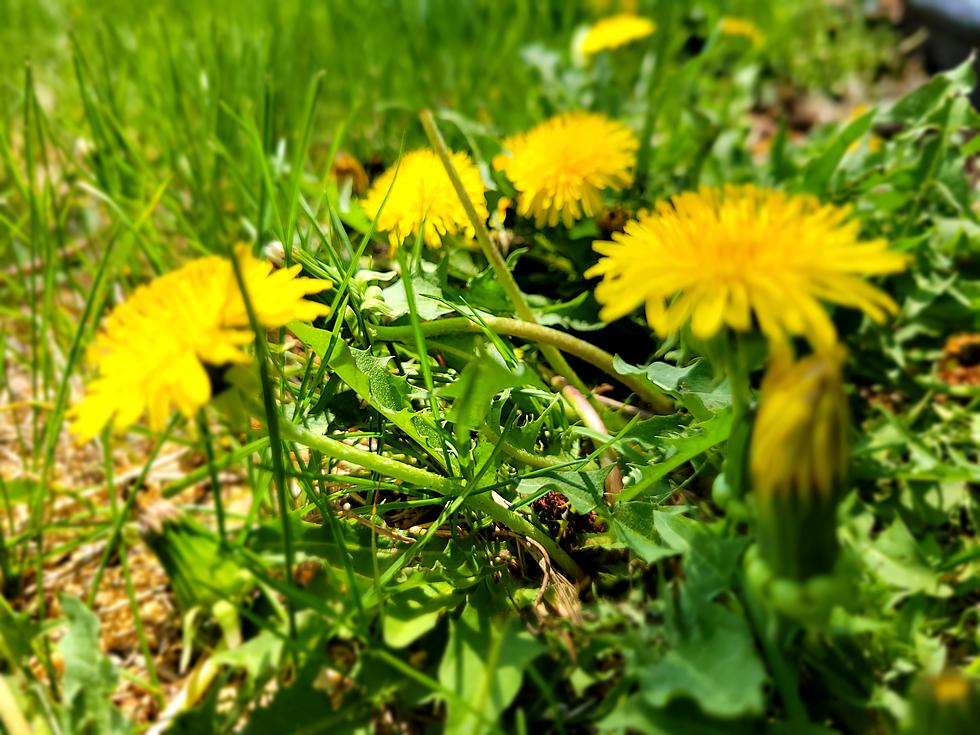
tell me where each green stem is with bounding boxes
[373,316,673,413]
[197,411,227,544]
[273,414,584,579]
[480,426,575,470]
[418,109,592,399]
[722,336,753,501]
[465,492,584,580]
[277,417,459,493]
[742,585,809,726]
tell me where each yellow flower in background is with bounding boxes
[494,112,638,228]
[588,185,907,353]
[69,247,330,441]
[719,17,765,47]
[578,14,656,56]
[750,347,849,503]
[362,148,487,250]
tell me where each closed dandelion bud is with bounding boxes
[750,346,849,581]
[905,670,980,735]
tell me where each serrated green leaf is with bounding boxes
[289,321,447,468]
[611,504,681,563]
[614,357,730,419]
[619,410,733,503]
[440,347,535,442]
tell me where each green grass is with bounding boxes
[2,1,980,733]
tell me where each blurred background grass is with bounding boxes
[0,0,896,153]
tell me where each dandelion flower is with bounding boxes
[750,347,849,504]
[362,148,487,250]
[578,14,656,56]
[494,112,638,228]
[69,247,330,441]
[719,17,765,47]
[588,185,907,352]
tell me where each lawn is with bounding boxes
[1,1,979,733]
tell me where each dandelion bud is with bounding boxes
[750,346,849,580]
[263,240,286,267]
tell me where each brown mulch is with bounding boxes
[0,353,239,724]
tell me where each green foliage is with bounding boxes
[58,597,130,734]
[2,1,979,733]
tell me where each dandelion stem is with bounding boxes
[276,417,459,493]
[418,109,593,400]
[741,585,810,726]
[372,316,674,413]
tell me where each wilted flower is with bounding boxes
[588,185,907,353]
[578,14,656,56]
[361,148,487,250]
[70,247,330,441]
[494,112,638,228]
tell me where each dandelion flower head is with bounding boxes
[361,148,487,250]
[69,247,330,441]
[578,14,656,56]
[493,112,638,228]
[588,185,908,352]
[719,17,765,47]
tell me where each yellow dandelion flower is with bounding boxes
[932,672,973,704]
[587,185,908,352]
[578,14,656,56]
[750,347,849,504]
[361,148,488,250]
[493,112,638,228]
[719,17,765,47]
[69,247,330,442]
